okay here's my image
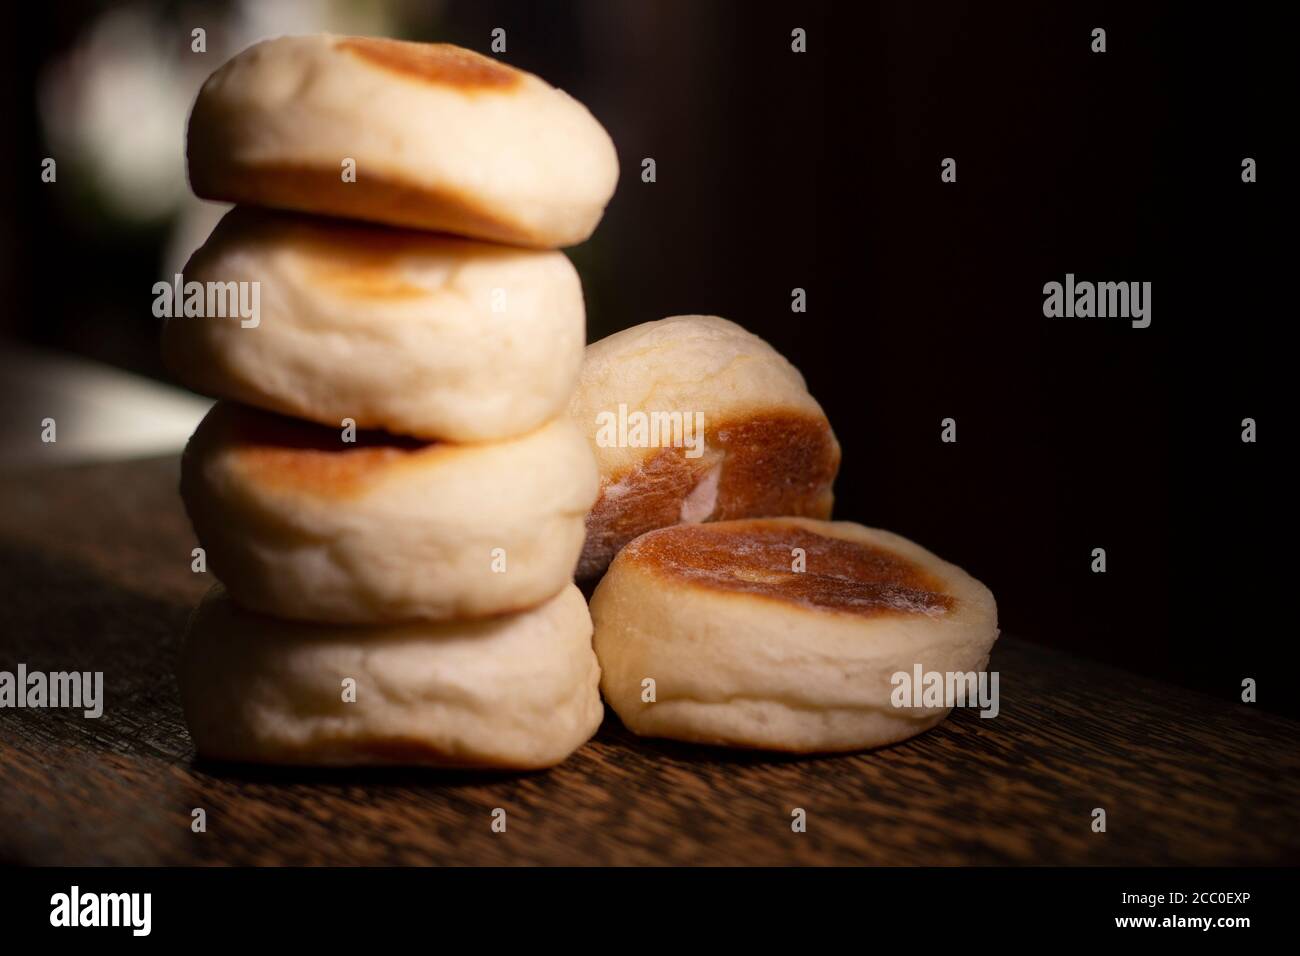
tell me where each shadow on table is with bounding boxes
[187,756,541,790]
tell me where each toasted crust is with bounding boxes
[192,401,448,501]
[623,519,955,618]
[579,411,839,577]
[569,316,840,578]
[190,162,536,245]
[336,38,523,90]
[224,207,493,299]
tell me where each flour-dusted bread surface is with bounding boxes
[163,207,585,442]
[180,402,598,624]
[187,36,618,247]
[591,518,999,752]
[180,583,603,769]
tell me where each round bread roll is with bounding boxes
[187,35,618,248]
[162,207,585,442]
[592,518,999,752]
[181,401,598,624]
[179,583,603,768]
[569,315,841,579]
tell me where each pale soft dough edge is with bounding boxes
[179,583,603,769]
[180,404,599,624]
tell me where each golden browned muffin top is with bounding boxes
[622,519,955,618]
[337,38,523,91]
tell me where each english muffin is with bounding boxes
[162,207,585,442]
[569,315,840,579]
[180,401,598,623]
[180,583,603,768]
[187,36,618,247]
[591,518,999,752]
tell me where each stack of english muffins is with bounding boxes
[167,34,1001,768]
[164,36,618,769]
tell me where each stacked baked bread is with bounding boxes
[164,36,618,768]
[166,34,1001,766]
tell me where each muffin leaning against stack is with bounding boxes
[163,35,618,769]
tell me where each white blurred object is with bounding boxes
[0,348,213,469]
[38,0,394,262]
[39,6,198,221]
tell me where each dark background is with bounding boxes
[0,2,1287,712]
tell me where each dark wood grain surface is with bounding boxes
[1,456,1296,866]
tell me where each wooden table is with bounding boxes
[1,457,1296,866]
